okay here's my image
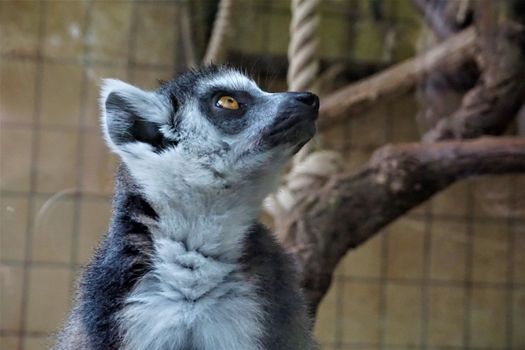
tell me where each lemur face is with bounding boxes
[101,66,318,196]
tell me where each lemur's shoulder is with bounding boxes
[242,222,304,307]
[242,223,296,275]
[242,224,315,350]
[68,165,156,350]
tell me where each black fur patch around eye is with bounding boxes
[199,90,254,135]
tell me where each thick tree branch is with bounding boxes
[318,27,476,131]
[413,0,479,132]
[283,137,525,313]
[412,0,473,40]
[423,23,525,141]
[277,0,525,318]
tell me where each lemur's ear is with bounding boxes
[100,79,172,152]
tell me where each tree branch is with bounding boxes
[278,0,525,318]
[423,23,525,141]
[283,137,525,313]
[411,0,472,40]
[203,0,234,64]
[412,0,479,132]
[318,27,477,131]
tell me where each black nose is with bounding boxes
[293,92,319,109]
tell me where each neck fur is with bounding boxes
[119,163,271,262]
[114,165,268,350]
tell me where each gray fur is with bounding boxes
[54,66,319,350]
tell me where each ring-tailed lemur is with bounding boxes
[54,65,319,350]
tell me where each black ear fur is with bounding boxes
[105,92,164,148]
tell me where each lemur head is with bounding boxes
[101,65,318,203]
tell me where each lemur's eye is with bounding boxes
[216,96,239,110]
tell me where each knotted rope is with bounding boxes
[264,151,344,229]
[266,0,344,233]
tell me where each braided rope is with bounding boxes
[286,0,321,166]
[287,0,320,92]
[288,0,321,164]
[264,151,344,221]
[266,0,344,232]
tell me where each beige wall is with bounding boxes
[1,1,524,349]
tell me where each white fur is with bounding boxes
[199,70,260,94]
[118,236,264,350]
[116,147,272,350]
[102,73,294,350]
[115,142,272,349]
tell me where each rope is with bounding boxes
[287,0,320,92]
[203,0,234,64]
[289,0,320,165]
[266,0,344,232]
[264,151,344,229]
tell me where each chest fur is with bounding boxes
[117,237,264,350]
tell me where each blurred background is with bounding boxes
[0,0,524,349]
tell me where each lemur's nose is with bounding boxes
[293,92,319,109]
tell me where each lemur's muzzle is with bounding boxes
[264,92,319,149]
[291,92,320,111]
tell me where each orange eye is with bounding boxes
[216,96,240,110]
